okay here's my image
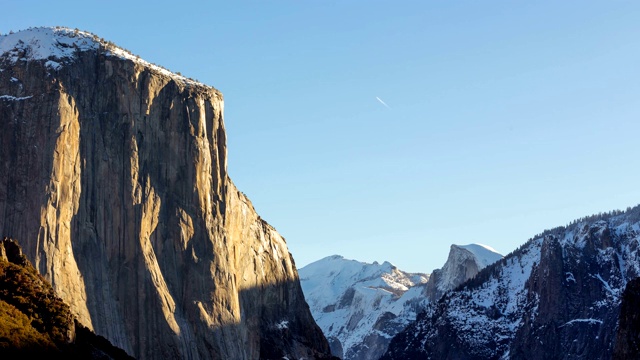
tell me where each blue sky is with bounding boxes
[3,1,640,273]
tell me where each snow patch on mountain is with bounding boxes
[0,95,32,101]
[0,27,98,64]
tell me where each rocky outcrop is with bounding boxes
[424,244,502,302]
[0,237,28,266]
[382,207,640,360]
[0,27,333,360]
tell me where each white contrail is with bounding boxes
[376,96,390,109]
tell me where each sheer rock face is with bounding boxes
[0,28,332,360]
[424,244,503,302]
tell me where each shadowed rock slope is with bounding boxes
[0,237,133,359]
[613,277,640,359]
[0,27,333,360]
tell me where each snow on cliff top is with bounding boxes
[457,243,503,268]
[0,27,208,88]
[0,27,98,61]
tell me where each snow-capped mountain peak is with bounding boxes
[299,256,428,360]
[300,255,426,314]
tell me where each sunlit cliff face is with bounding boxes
[0,27,333,360]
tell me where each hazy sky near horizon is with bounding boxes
[3,1,640,273]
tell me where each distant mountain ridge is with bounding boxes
[382,206,640,360]
[299,256,428,360]
[300,244,503,360]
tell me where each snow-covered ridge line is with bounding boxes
[382,204,640,360]
[0,26,209,88]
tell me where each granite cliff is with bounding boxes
[0,27,333,360]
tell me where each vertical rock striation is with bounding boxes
[0,27,333,360]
